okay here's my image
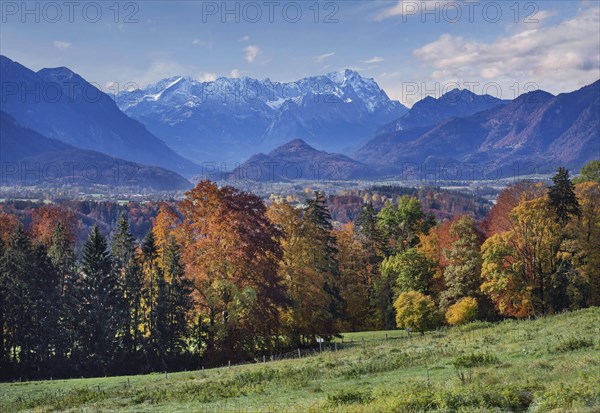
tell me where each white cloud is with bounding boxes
[379,71,401,79]
[53,40,72,50]
[239,35,250,42]
[363,56,384,64]
[374,0,453,21]
[230,69,241,78]
[192,39,206,46]
[244,45,260,63]
[315,52,335,63]
[412,7,600,97]
[198,72,217,82]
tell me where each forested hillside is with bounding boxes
[0,162,598,380]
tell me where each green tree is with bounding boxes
[111,213,144,358]
[76,225,121,373]
[47,222,78,369]
[378,196,435,254]
[1,226,61,376]
[440,216,483,311]
[548,167,580,226]
[154,238,193,363]
[382,248,436,297]
[573,160,600,184]
[305,192,343,337]
[356,202,386,329]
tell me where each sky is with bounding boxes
[1,0,599,106]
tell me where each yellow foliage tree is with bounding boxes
[393,290,438,334]
[445,297,478,325]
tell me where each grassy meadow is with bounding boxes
[1,307,599,413]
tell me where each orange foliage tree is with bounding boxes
[177,181,286,357]
[29,205,77,246]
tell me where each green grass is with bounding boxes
[1,308,599,412]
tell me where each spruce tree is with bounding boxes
[142,231,159,349]
[111,213,143,357]
[306,192,343,336]
[164,239,193,356]
[77,225,121,373]
[548,167,580,226]
[47,223,78,371]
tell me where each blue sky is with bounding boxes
[1,0,599,105]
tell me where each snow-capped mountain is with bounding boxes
[116,70,407,164]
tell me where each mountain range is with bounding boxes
[116,70,407,163]
[355,81,600,176]
[1,55,598,187]
[0,55,199,177]
[0,111,192,190]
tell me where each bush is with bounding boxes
[552,337,593,353]
[445,297,478,325]
[394,291,439,334]
[452,353,500,384]
[327,388,373,405]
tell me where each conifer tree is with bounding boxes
[111,213,144,357]
[77,225,121,373]
[48,222,78,368]
[306,192,343,336]
[548,167,580,226]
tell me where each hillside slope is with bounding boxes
[1,308,598,412]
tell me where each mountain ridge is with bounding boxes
[117,70,408,163]
[0,55,201,176]
[0,111,192,190]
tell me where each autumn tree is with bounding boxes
[0,213,19,244]
[30,205,77,247]
[335,223,371,331]
[481,197,561,317]
[178,181,285,359]
[394,291,439,334]
[483,181,546,236]
[152,203,181,266]
[558,182,600,307]
[445,297,478,326]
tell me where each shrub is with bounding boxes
[445,297,478,325]
[452,353,500,384]
[394,291,439,334]
[552,337,593,353]
[327,388,373,405]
